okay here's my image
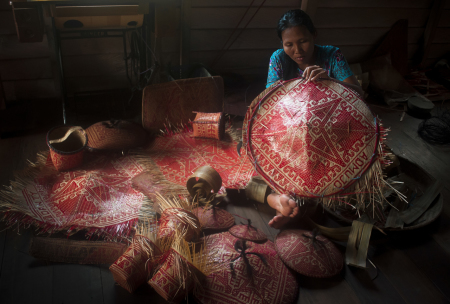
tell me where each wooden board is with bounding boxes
[65,74,129,94]
[0,35,50,60]
[2,79,57,100]
[434,28,450,43]
[0,58,52,81]
[314,8,430,28]
[192,0,301,7]
[0,11,16,35]
[60,37,124,56]
[437,10,450,27]
[61,53,126,77]
[319,0,433,8]
[191,7,431,29]
[189,28,424,52]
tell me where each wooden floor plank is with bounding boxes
[52,264,104,304]
[296,273,362,304]
[373,244,448,304]
[100,265,167,304]
[0,229,53,304]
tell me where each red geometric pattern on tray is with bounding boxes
[243,78,379,197]
[229,224,267,242]
[195,232,298,304]
[49,148,84,172]
[192,206,235,230]
[110,235,161,293]
[192,112,224,140]
[15,153,146,238]
[146,132,256,190]
[86,120,147,151]
[275,229,343,278]
[148,249,203,303]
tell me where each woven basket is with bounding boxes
[46,125,87,171]
[148,248,205,303]
[192,112,225,140]
[109,235,161,293]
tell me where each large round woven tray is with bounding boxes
[243,78,379,198]
[323,156,443,230]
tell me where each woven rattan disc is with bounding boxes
[243,79,379,197]
[275,229,343,278]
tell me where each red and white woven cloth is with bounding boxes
[0,152,147,239]
[144,132,256,190]
[243,78,380,198]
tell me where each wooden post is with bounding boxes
[180,0,191,68]
[419,0,445,68]
[301,0,321,22]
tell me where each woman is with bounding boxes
[265,9,363,228]
[266,9,363,96]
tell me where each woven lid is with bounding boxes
[86,120,147,151]
[192,206,234,230]
[229,219,267,242]
[195,232,298,304]
[243,79,379,198]
[275,229,343,278]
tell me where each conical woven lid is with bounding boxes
[229,220,267,242]
[192,206,234,230]
[243,79,379,198]
[195,232,298,304]
[275,229,343,278]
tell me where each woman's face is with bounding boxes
[281,25,316,70]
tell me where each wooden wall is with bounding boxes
[0,0,57,103]
[0,0,449,105]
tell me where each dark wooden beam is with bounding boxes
[419,0,445,68]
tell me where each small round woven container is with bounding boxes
[47,125,88,171]
[192,206,234,230]
[275,229,343,278]
[158,208,201,242]
[109,235,161,293]
[148,248,205,303]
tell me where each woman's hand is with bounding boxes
[303,65,330,83]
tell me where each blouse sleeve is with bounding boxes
[266,50,284,88]
[330,49,354,81]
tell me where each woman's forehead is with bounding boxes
[281,25,314,41]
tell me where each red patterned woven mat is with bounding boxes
[0,152,149,239]
[143,132,256,190]
[243,78,379,197]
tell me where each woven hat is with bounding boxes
[192,206,234,230]
[194,232,298,304]
[85,120,147,151]
[275,229,343,278]
[243,78,389,209]
[229,219,267,242]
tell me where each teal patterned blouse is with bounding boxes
[266,45,354,88]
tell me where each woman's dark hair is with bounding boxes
[277,9,316,40]
[277,9,316,80]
